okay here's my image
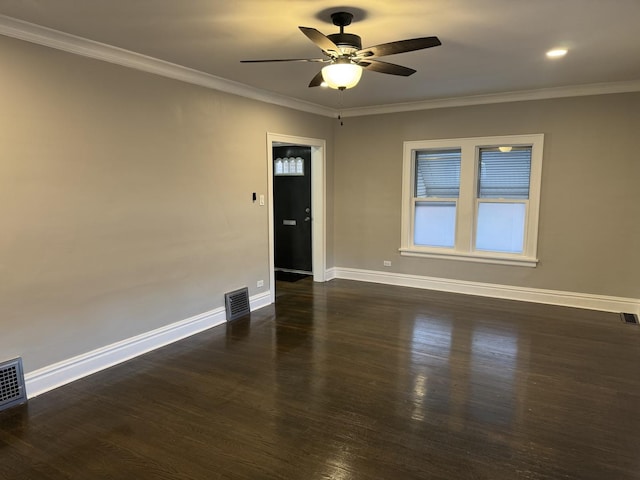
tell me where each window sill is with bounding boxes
[399,248,538,267]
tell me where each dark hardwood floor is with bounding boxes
[2,278,640,479]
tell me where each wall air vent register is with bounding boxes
[0,357,27,412]
[225,287,251,321]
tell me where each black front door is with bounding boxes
[273,146,312,273]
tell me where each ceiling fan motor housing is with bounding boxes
[327,33,362,53]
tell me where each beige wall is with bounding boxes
[334,94,640,299]
[0,35,334,372]
[3,30,638,376]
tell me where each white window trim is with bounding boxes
[401,134,544,267]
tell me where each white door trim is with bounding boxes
[267,133,326,303]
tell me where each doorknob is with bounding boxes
[304,217,311,222]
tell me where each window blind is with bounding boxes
[478,147,532,199]
[415,149,461,198]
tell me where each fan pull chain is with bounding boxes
[338,89,344,126]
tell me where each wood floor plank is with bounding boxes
[2,278,639,479]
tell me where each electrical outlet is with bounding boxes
[383,261,391,267]
[257,280,264,288]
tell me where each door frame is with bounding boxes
[267,133,326,302]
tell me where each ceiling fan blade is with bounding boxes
[308,71,325,88]
[241,58,327,63]
[359,59,416,76]
[357,36,441,58]
[299,26,341,55]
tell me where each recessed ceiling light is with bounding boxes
[546,48,568,58]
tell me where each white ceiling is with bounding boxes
[1,0,639,111]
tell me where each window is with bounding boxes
[274,157,304,176]
[413,149,461,248]
[475,146,531,254]
[401,135,544,266]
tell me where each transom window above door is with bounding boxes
[275,157,304,176]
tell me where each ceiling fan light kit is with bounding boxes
[322,61,363,90]
[241,11,441,92]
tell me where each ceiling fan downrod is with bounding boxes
[328,12,362,53]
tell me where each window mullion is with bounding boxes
[521,199,530,255]
[455,143,476,252]
[410,196,418,247]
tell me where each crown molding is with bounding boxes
[0,14,335,118]
[2,14,639,120]
[341,80,640,117]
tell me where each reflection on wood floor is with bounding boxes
[2,278,640,479]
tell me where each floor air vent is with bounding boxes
[225,287,250,321]
[620,313,639,325]
[0,357,27,412]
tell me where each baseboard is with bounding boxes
[250,291,273,312]
[325,267,337,281]
[331,267,640,315]
[25,291,272,399]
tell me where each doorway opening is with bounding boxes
[273,145,312,282]
[267,133,326,304]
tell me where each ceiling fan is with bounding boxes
[241,11,441,90]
